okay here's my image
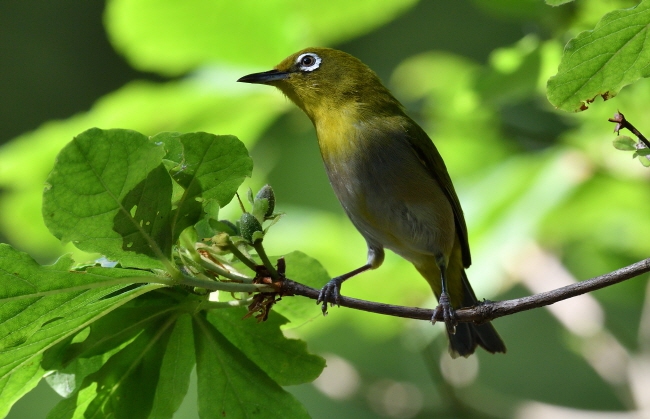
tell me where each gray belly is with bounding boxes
[324,142,456,263]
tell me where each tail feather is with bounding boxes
[447,271,506,358]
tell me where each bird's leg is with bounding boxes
[317,264,372,314]
[431,257,458,335]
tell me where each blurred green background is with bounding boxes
[3,0,650,418]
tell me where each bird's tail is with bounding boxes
[415,259,506,357]
[446,271,506,358]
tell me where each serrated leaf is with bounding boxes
[206,309,324,386]
[0,79,281,260]
[0,245,161,415]
[0,245,160,352]
[192,314,310,419]
[547,0,650,111]
[613,135,637,150]
[42,128,170,269]
[167,132,252,243]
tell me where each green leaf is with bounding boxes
[206,308,325,386]
[104,0,418,75]
[47,313,179,419]
[0,245,161,353]
[639,156,650,166]
[192,314,310,419]
[547,0,650,111]
[252,198,270,224]
[45,291,197,419]
[42,128,170,269]
[0,245,162,414]
[635,147,650,156]
[42,284,321,418]
[612,135,637,150]
[207,220,238,236]
[0,360,44,418]
[165,132,252,242]
[55,293,183,366]
[149,315,195,419]
[0,81,281,259]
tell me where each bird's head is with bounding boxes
[238,47,399,122]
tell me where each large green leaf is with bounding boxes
[0,80,282,260]
[105,0,418,75]
[0,245,162,416]
[193,314,310,419]
[148,315,195,419]
[547,0,650,111]
[41,280,324,418]
[42,128,169,269]
[207,308,325,386]
[47,314,179,419]
[44,292,197,419]
[158,132,253,241]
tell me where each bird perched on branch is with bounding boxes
[238,47,505,357]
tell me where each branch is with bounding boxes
[609,111,650,149]
[279,258,650,323]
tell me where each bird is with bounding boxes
[238,47,505,357]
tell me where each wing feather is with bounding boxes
[401,119,472,267]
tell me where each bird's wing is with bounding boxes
[403,120,472,268]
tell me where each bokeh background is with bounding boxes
[2,0,650,418]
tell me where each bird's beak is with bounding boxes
[237,69,289,84]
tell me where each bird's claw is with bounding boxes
[431,291,458,335]
[317,277,343,315]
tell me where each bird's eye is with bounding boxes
[301,55,315,66]
[296,53,321,72]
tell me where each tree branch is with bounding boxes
[609,111,650,149]
[279,258,650,323]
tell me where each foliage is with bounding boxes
[1,0,650,418]
[2,129,326,418]
[547,0,650,111]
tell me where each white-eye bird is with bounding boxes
[238,47,505,357]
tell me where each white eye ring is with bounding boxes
[296,53,321,72]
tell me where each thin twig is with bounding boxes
[609,111,650,148]
[279,258,650,323]
[179,274,274,293]
[225,240,258,271]
[252,240,279,280]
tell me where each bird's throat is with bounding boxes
[314,108,364,163]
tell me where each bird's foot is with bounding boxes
[431,291,458,335]
[317,277,344,315]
